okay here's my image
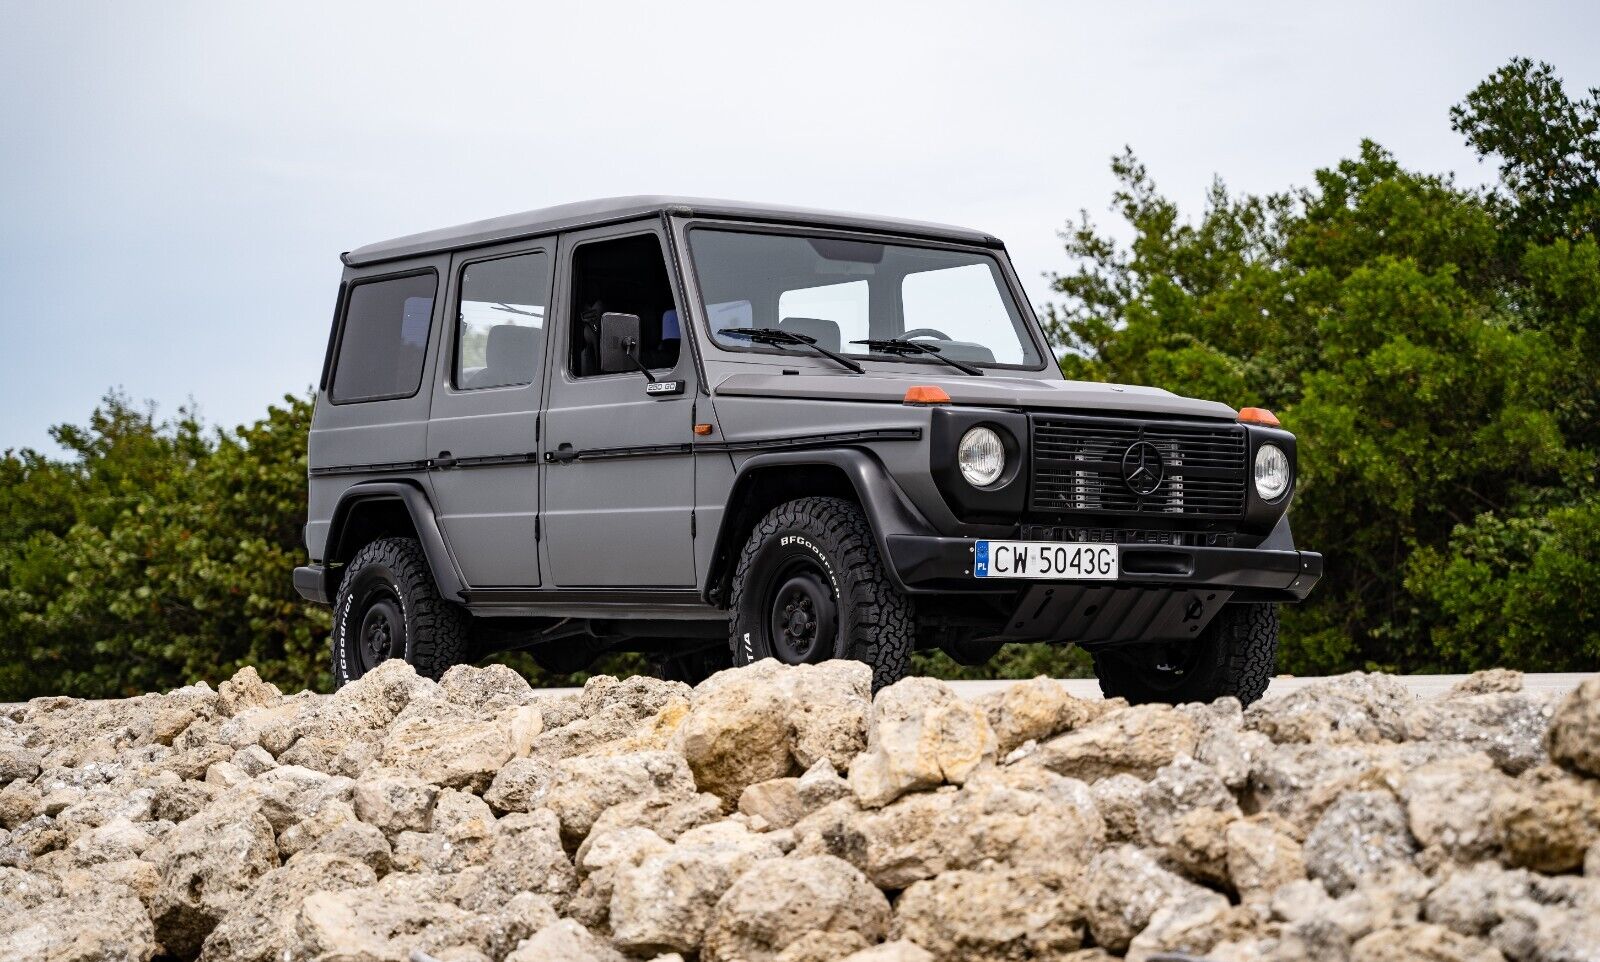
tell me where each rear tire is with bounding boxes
[1092,602,1278,706]
[331,537,469,688]
[728,497,914,691]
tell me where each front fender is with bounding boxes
[705,447,938,600]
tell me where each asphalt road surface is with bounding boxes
[945,673,1589,701]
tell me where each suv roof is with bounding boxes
[342,195,1001,267]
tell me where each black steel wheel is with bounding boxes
[331,537,469,687]
[728,496,914,691]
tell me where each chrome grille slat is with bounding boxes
[1030,415,1248,519]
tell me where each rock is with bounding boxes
[1548,676,1600,778]
[505,919,625,962]
[230,744,277,776]
[676,664,797,804]
[216,666,282,717]
[838,941,936,962]
[771,931,871,962]
[277,799,391,872]
[1451,669,1524,696]
[610,820,785,954]
[740,760,851,830]
[0,744,43,784]
[0,779,42,829]
[440,663,540,713]
[782,659,874,770]
[1492,763,1600,873]
[702,855,891,962]
[1304,790,1418,895]
[353,770,439,836]
[148,797,280,957]
[1083,844,1221,953]
[1245,672,1415,744]
[1226,813,1305,906]
[543,751,697,844]
[532,675,691,759]
[974,676,1101,755]
[0,878,157,961]
[1126,896,1261,962]
[1247,741,1408,836]
[794,766,1103,889]
[484,756,556,814]
[1404,690,1554,775]
[457,808,577,913]
[393,789,498,873]
[847,677,996,808]
[1398,753,1511,863]
[1137,755,1241,885]
[1090,773,1146,843]
[198,853,374,962]
[1349,924,1505,962]
[379,706,522,792]
[894,868,1086,962]
[1032,703,1199,782]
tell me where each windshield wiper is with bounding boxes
[718,328,864,374]
[851,338,985,376]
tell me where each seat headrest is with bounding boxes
[662,309,681,340]
[778,316,842,354]
[480,324,542,386]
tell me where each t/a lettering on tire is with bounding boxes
[728,496,914,691]
[330,536,468,688]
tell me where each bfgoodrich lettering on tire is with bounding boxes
[728,496,914,690]
[331,536,468,687]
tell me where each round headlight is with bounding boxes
[958,426,1006,487]
[1254,443,1291,501]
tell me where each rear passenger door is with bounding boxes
[425,242,553,587]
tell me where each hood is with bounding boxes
[712,372,1238,420]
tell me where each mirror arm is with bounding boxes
[622,336,658,383]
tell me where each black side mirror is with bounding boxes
[598,312,651,380]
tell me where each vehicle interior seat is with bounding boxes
[466,323,542,388]
[778,316,842,353]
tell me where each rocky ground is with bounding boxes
[1,662,1598,962]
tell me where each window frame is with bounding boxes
[682,223,1053,373]
[326,267,441,406]
[564,229,686,381]
[449,248,552,392]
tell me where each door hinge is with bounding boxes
[535,516,541,541]
[690,510,697,537]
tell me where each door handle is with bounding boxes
[547,443,578,464]
[431,451,458,469]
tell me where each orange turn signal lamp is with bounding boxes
[1237,407,1280,427]
[903,385,951,405]
[693,423,714,436]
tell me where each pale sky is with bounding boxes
[2,1,1597,452]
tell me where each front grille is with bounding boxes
[1031,415,1247,519]
[1019,524,1237,548]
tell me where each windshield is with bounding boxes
[688,229,1044,369]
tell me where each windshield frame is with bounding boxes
[678,221,1054,374]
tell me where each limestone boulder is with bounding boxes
[1548,676,1600,779]
[847,677,996,808]
[197,853,374,962]
[974,676,1102,756]
[609,820,785,954]
[1083,844,1221,953]
[1245,672,1415,745]
[1032,703,1199,782]
[147,797,280,957]
[894,867,1086,962]
[1304,790,1418,895]
[701,855,891,962]
[0,878,157,962]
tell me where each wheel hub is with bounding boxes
[356,595,403,672]
[767,567,837,665]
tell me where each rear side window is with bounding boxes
[330,272,437,403]
[454,252,549,390]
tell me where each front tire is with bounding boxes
[1092,602,1278,706]
[728,497,914,691]
[331,537,469,688]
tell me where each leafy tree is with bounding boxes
[1048,60,1599,674]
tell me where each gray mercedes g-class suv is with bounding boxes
[295,196,1321,703]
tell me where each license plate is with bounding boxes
[973,540,1119,580]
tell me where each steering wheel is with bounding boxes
[899,327,953,341]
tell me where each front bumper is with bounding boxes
[886,536,1321,598]
[886,536,1322,646]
